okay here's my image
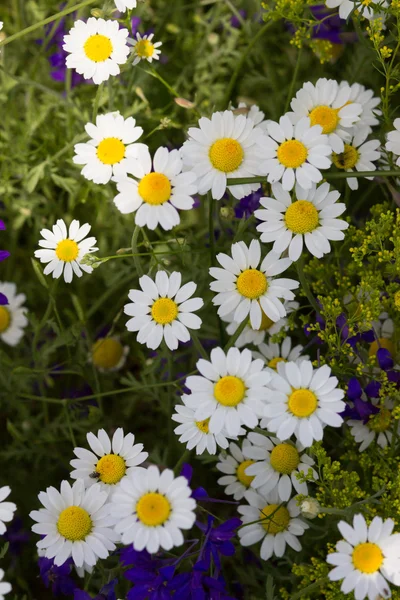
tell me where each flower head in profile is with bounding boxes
[131,33,162,66]
[172,404,233,455]
[216,439,256,500]
[342,81,381,135]
[332,128,381,190]
[89,336,129,373]
[0,282,28,347]
[348,399,399,452]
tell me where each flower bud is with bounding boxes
[300,497,320,519]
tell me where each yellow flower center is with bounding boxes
[285,200,319,234]
[138,173,172,205]
[0,306,11,333]
[84,34,113,62]
[352,542,383,574]
[277,140,308,169]
[55,239,79,262]
[268,357,287,370]
[209,138,244,173]
[96,137,126,165]
[214,375,246,407]
[57,506,92,541]
[368,337,395,358]
[135,39,155,58]
[309,105,339,134]
[96,454,126,484]
[151,298,178,325]
[250,308,274,332]
[92,338,124,370]
[236,460,255,487]
[270,443,300,474]
[260,504,290,534]
[136,492,171,526]
[394,291,400,311]
[288,388,318,418]
[332,144,359,170]
[237,269,268,300]
[196,418,210,433]
[368,408,391,433]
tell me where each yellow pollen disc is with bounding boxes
[0,306,11,334]
[196,418,210,434]
[285,200,319,234]
[209,138,244,173]
[96,454,126,484]
[84,34,113,62]
[270,443,300,474]
[151,298,178,325]
[368,337,395,358]
[136,492,171,526]
[268,357,287,370]
[236,460,255,487]
[394,291,400,311]
[237,269,268,300]
[352,542,383,574]
[368,408,391,433]
[135,39,155,58]
[277,140,308,169]
[92,338,124,370]
[332,144,359,170]
[55,239,79,262]
[288,388,318,418]
[138,172,172,205]
[260,504,290,534]
[309,105,339,134]
[57,506,92,541]
[214,375,246,407]
[96,137,126,165]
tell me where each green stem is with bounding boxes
[224,317,248,351]
[226,171,400,185]
[284,45,303,113]
[92,82,104,123]
[295,256,320,315]
[190,330,209,360]
[142,67,179,97]
[290,578,329,600]
[208,193,216,266]
[173,448,192,474]
[0,0,97,47]
[131,225,144,277]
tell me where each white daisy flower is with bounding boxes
[34,219,98,284]
[182,347,271,437]
[181,110,269,200]
[125,272,203,351]
[0,487,17,535]
[223,301,299,348]
[288,78,362,152]
[70,428,148,493]
[325,0,388,21]
[113,147,197,230]
[341,81,381,135]
[253,336,308,373]
[238,488,309,561]
[63,18,130,85]
[0,282,28,347]
[171,404,233,455]
[216,439,256,500]
[0,570,11,600]
[89,336,129,372]
[130,33,162,66]
[261,115,332,191]
[73,112,145,185]
[386,118,400,166]
[261,361,345,448]
[30,479,118,568]
[348,399,399,452]
[110,465,196,553]
[331,128,381,190]
[327,513,400,600]
[255,181,348,261]
[210,239,298,329]
[242,432,317,501]
[233,102,270,131]
[115,0,137,12]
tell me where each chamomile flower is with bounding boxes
[233,102,270,131]
[181,110,269,200]
[238,488,308,560]
[210,239,298,329]
[73,112,145,184]
[216,439,255,500]
[261,361,345,447]
[70,428,148,493]
[242,432,317,501]
[325,0,388,21]
[288,78,362,152]
[113,147,197,230]
[386,119,400,166]
[131,33,162,66]
[182,347,271,437]
[63,18,130,85]
[255,182,348,261]
[0,282,27,347]
[124,272,203,351]
[30,479,118,568]
[115,0,137,12]
[369,312,395,359]
[348,399,399,452]
[34,219,98,283]
[172,404,233,455]
[110,466,196,553]
[253,336,308,373]
[331,128,381,190]
[89,336,129,372]
[0,487,17,535]
[0,570,11,600]
[341,82,381,135]
[261,115,332,191]
[327,513,400,600]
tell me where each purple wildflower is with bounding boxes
[1,517,29,557]
[41,13,85,86]
[196,516,241,570]
[0,293,8,305]
[38,557,76,597]
[230,10,246,28]
[342,377,380,421]
[235,189,262,219]
[0,220,10,262]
